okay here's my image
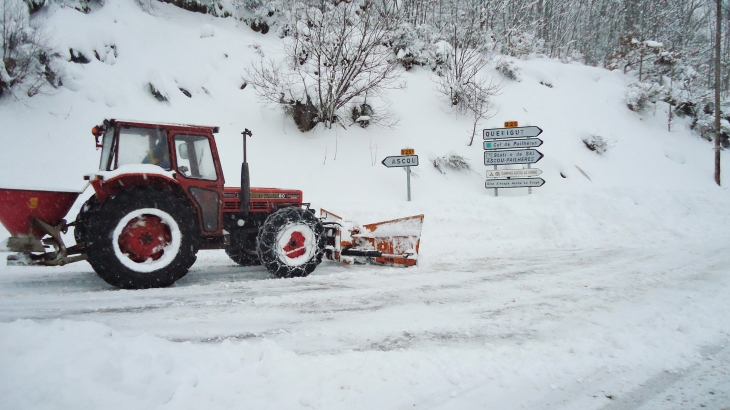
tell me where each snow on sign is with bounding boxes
[484,138,543,150]
[484,149,544,165]
[485,178,546,188]
[486,168,543,178]
[381,155,419,167]
[483,126,543,139]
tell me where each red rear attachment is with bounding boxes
[0,188,80,237]
[0,187,85,266]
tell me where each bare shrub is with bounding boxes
[434,50,500,145]
[245,1,404,131]
[351,102,372,128]
[582,134,612,155]
[1,0,58,98]
[432,154,473,174]
[495,58,520,81]
[434,1,501,146]
[389,22,450,73]
[626,81,662,113]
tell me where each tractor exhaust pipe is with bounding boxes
[241,129,253,216]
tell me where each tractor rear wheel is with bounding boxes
[85,188,199,289]
[257,207,325,278]
[74,195,100,246]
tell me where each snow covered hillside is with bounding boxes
[1,0,730,408]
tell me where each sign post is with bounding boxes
[483,138,543,150]
[483,122,546,195]
[483,149,544,166]
[482,126,543,139]
[485,178,545,188]
[401,149,413,201]
[382,149,418,201]
[486,168,542,178]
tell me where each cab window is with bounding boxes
[99,128,115,171]
[174,135,217,180]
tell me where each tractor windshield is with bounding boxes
[99,125,171,171]
[116,126,171,170]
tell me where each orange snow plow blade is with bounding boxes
[360,215,424,266]
[320,210,424,267]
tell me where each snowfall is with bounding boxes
[1,0,730,409]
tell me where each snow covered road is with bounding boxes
[1,243,729,409]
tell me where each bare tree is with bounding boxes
[0,0,56,98]
[435,0,501,145]
[246,0,404,131]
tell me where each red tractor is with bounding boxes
[0,120,423,289]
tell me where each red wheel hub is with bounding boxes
[283,231,306,258]
[118,215,172,262]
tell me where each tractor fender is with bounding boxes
[89,169,187,205]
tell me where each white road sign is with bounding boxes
[484,149,544,165]
[485,178,546,188]
[382,155,419,167]
[483,126,543,140]
[484,138,543,150]
[486,168,543,178]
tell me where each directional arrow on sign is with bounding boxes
[381,155,419,167]
[486,168,543,178]
[484,138,543,150]
[485,178,546,189]
[484,149,544,166]
[483,126,543,140]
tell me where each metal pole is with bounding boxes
[240,129,252,216]
[494,165,498,197]
[714,0,722,186]
[527,163,532,195]
[407,166,411,201]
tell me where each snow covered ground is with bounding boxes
[2,245,730,409]
[1,0,730,408]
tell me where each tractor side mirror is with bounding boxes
[178,143,189,160]
[91,125,105,149]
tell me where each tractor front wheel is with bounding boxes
[85,189,199,289]
[225,232,261,266]
[257,207,325,278]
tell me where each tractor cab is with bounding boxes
[87,119,226,241]
[92,119,218,179]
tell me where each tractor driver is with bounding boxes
[143,132,171,169]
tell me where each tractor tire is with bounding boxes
[256,207,325,278]
[225,237,261,266]
[85,188,199,289]
[225,248,261,266]
[74,195,100,246]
